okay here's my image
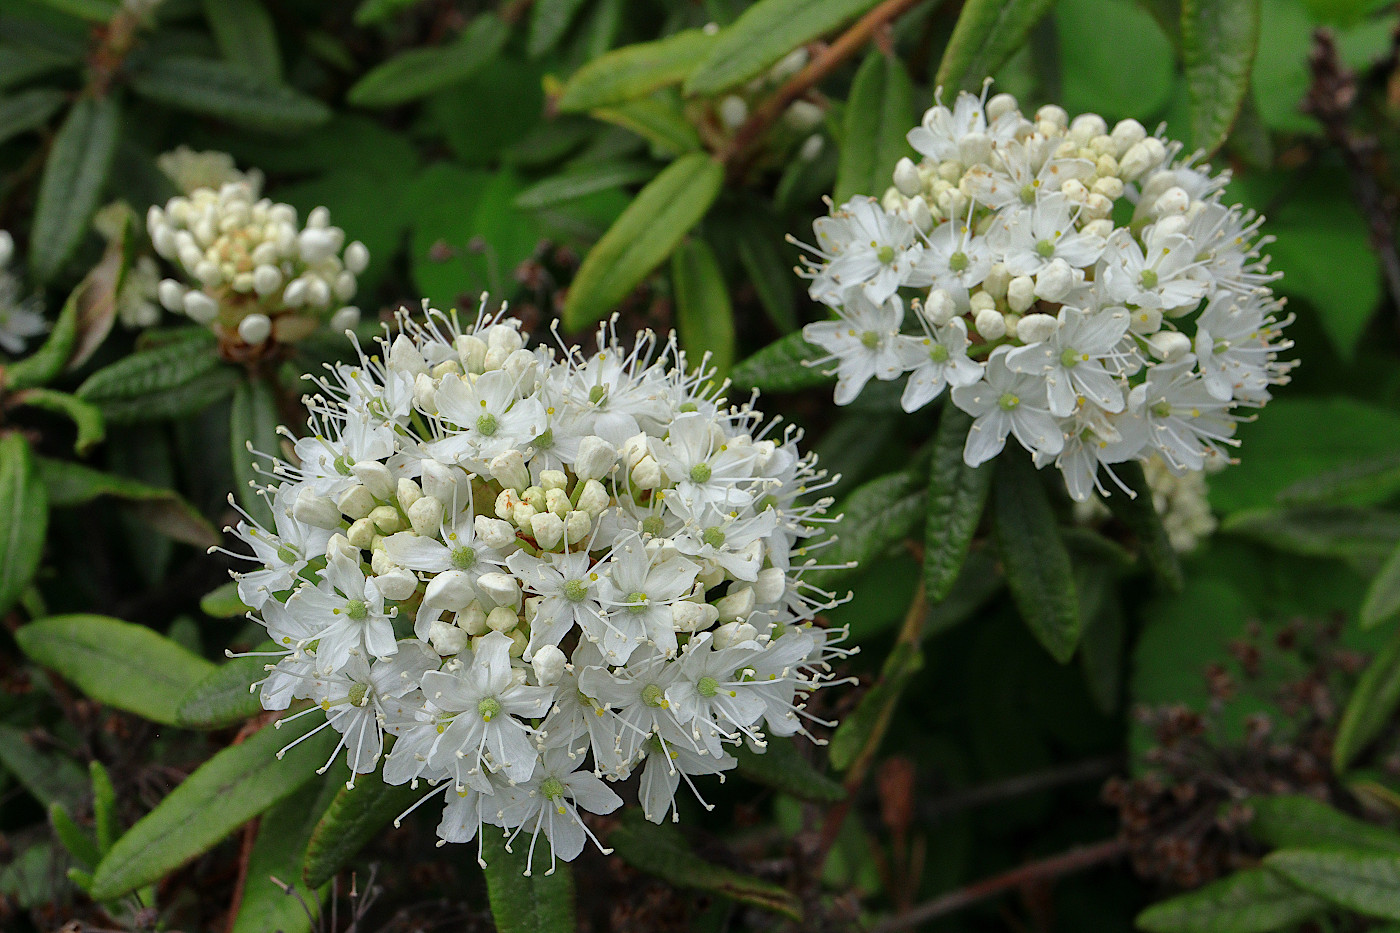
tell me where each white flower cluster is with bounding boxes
[0,231,46,356]
[1075,453,1219,553]
[147,174,366,348]
[156,146,264,197]
[228,304,847,873]
[796,85,1294,500]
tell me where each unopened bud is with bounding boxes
[420,460,460,504]
[486,605,518,633]
[477,572,522,611]
[347,517,376,549]
[351,461,395,500]
[974,307,1007,341]
[631,456,662,489]
[713,620,758,649]
[429,618,468,655]
[337,484,376,520]
[424,570,476,612]
[475,515,517,549]
[1034,259,1075,302]
[715,586,756,622]
[893,157,922,197]
[1016,312,1058,345]
[375,568,419,601]
[564,510,592,545]
[408,495,444,537]
[1007,275,1036,313]
[672,600,719,633]
[183,290,219,324]
[574,436,617,481]
[924,288,958,325]
[1148,330,1192,361]
[368,505,405,535]
[530,511,565,550]
[460,605,488,636]
[754,567,786,604]
[489,450,530,491]
[531,644,566,684]
[293,489,341,530]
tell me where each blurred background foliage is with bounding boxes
[3,0,1400,930]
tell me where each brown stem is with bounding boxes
[920,756,1122,822]
[225,816,261,933]
[717,0,925,175]
[867,838,1129,933]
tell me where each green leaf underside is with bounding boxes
[130,57,331,132]
[1247,795,1400,854]
[1333,623,1400,772]
[1136,866,1326,932]
[1362,539,1400,628]
[37,456,219,548]
[481,831,577,933]
[936,0,1057,92]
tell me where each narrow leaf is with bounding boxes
[610,813,801,919]
[1334,624,1400,773]
[230,375,281,525]
[1136,866,1325,933]
[0,87,65,146]
[0,434,46,617]
[17,615,215,725]
[0,724,87,810]
[481,831,576,933]
[1248,795,1400,855]
[1104,460,1184,591]
[1181,0,1260,155]
[88,714,337,900]
[1222,506,1400,567]
[200,581,250,619]
[685,0,880,97]
[802,467,926,591]
[528,0,590,58]
[558,29,717,112]
[130,57,331,132]
[1362,539,1400,628]
[347,15,507,107]
[733,220,799,333]
[1268,848,1400,920]
[992,453,1081,663]
[734,737,845,803]
[301,767,420,888]
[233,781,334,933]
[828,641,923,770]
[729,330,832,392]
[835,51,913,204]
[90,761,117,854]
[15,389,104,455]
[38,457,219,548]
[50,802,101,869]
[202,0,282,84]
[77,330,234,423]
[935,0,1057,92]
[562,152,722,331]
[176,652,271,729]
[590,92,702,157]
[670,237,736,378]
[29,95,119,283]
[923,406,992,601]
[513,161,654,210]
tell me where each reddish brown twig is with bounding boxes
[224,816,261,933]
[867,837,1129,932]
[717,0,924,175]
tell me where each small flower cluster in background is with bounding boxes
[0,231,47,356]
[229,305,847,872]
[146,151,366,352]
[798,86,1295,500]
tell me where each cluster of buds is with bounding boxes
[1076,453,1219,553]
[711,43,827,161]
[146,162,365,351]
[228,303,849,872]
[796,83,1294,500]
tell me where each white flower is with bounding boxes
[951,347,1065,466]
[894,316,982,413]
[798,197,927,305]
[802,288,908,405]
[1003,305,1130,417]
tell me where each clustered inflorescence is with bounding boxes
[797,85,1294,500]
[229,305,848,873]
[146,154,366,350]
[0,231,45,356]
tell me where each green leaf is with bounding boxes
[15,389,104,455]
[50,802,100,870]
[230,375,281,525]
[202,0,282,84]
[38,456,219,548]
[1363,540,1400,628]
[513,160,654,210]
[352,0,429,25]
[937,0,1057,92]
[1057,0,1175,119]
[348,15,507,107]
[176,651,271,729]
[481,831,576,932]
[1181,0,1261,154]
[609,812,801,919]
[558,29,717,112]
[802,467,927,591]
[835,51,913,204]
[1277,452,1400,508]
[670,237,736,378]
[827,641,923,770]
[88,714,338,901]
[77,330,235,423]
[1268,848,1400,920]
[200,581,250,619]
[923,406,992,602]
[528,0,590,57]
[90,760,117,854]
[232,781,334,933]
[729,330,832,392]
[992,453,1081,663]
[0,724,86,810]
[0,87,64,146]
[1136,866,1325,932]
[0,433,45,616]
[590,92,702,157]
[733,218,799,333]
[1222,506,1400,570]
[301,767,420,888]
[734,737,845,803]
[685,0,880,97]
[129,57,331,133]
[562,152,722,331]
[1334,624,1400,772]
[29,94,119,283]
[1078,560,1125,713]
[16,615,215,725]
[1104,460,1184,591]
[1248,795,1400,854]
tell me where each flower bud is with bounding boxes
[958,131,992,166]
[574,436,617,481]
[344,240,369,274]
[508,629,527,658]
[1148,330,1192,361]
[460,604,488,636]
[1016,312,1058,345]
[252,264,282,296]
[924,288,958,325]
[1007,275,1036,313]
[455,334,488,373]
[330,306,360,333]
[475,516,516,549]
[412,372,437,413]
[420,460,460,504]
[1118,137,1166,181]
[425,570,476,612]
[531,644,567,684]
[631,455,663,489]
[539,470,568,491]
[390,334,428,376]
[564,510,592,545]
[351,461,395,500]
[430,359,461,380]
[293,489,342,530]
[521,485,546,513]
[574,479,608,517]
[1034,259,1075,302]
[489,450,530,491]
[1153,186,1190,216]
[429,618,468,655]
[347,517,377,549]
[282,278,308,307]
[974,307,1007,340]
[396,478,423,513]
[486,605,518,633]
[673,600,719,633]
[1110,118,1146,153]
[1069,113,1107,145]
[530,511,565,550]
[715,586,755,622]
[753,567,787,604]
[337,484,376,520]
[375,568,419,601]
[158,279,186,311]
[512,501,538,529]
[620,433,649,469]
[1092,176,1124,200]
[893,157,922,197]
[369,505,405,534]
[485,323,524,354]
[986,92,1019,121]
[477,572,522,611]
[907,195,934,233]
[541,487,568,518]
[713,620,758,649]
[719,94,748,129]
[183,290,219,324]
[408,495,444,537]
